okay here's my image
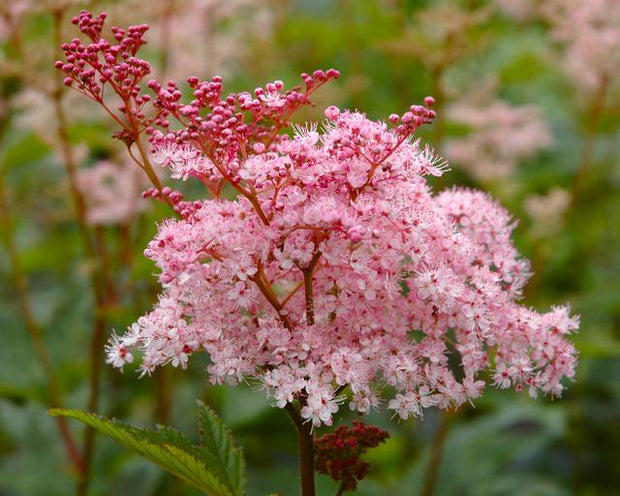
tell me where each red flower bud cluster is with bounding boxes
[315,421,389,492]
[56,11,151,104]
[147,68,341,185]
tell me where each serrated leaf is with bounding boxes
[197,400,247,496]
[48,408,238,496]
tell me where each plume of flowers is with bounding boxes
[443,99,553,182]
[58,11,579,428]
[524,187,570,238]
[544,0,620,94]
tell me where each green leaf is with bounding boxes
[197,401,247,496]
[49,403,247,496]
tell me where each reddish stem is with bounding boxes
[0,174,83,473]
[421,411,451,496]
[285,402,316,496]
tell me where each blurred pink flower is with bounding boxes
[76,159,148,225]
[493,0,537,21]
[444,99,553,182]
[545,0,620,93]
[106,0,274,81]
[524,187,570,237]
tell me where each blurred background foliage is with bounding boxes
[0,0,618,494]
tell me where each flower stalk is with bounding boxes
[285,402,316,496]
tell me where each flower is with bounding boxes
[59,12,578,427]
[76,159,148,225]
[444,99,553,182]
[108,104,577,424]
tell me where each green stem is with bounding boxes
[570,77,609,207]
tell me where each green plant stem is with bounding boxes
[421,411,451,496]
[570,77,609,207]
[285,402,316,496]
[0,174,83,473]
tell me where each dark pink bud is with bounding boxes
[313,69,326,80]
[401,112,414,124]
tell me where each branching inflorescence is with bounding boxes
[58,11,578,429]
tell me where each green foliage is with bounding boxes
[395,405,569,496]
[197,401,247,495]
[49,401,246,496]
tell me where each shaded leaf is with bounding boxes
[49,405,246,496]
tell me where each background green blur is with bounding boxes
[1,0,618,495]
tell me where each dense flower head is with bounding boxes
[106,101,578,425]
[56,11,152,102]
[58,11,578,428]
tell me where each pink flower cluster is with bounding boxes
[59,11,578,428]
[110,106,577,425]
[444,99,553,182]
[545,0,620,93]
[76,159,148,225]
